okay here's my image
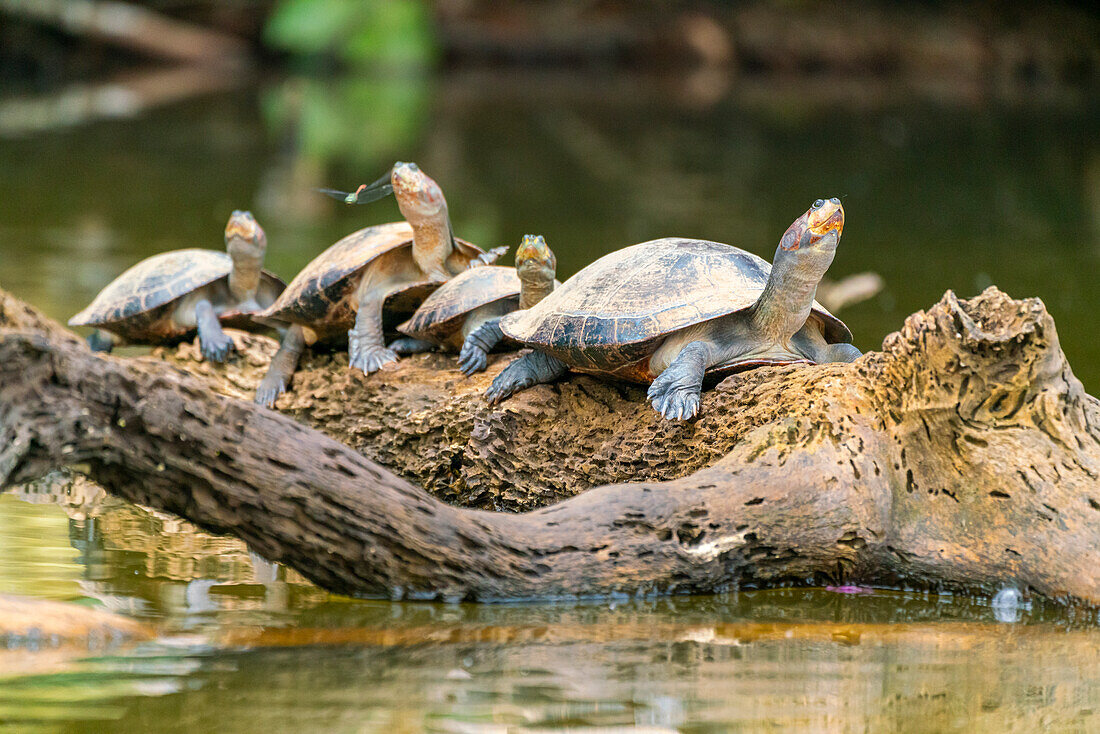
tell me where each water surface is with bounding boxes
[4,489,1100,733]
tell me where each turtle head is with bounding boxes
[224,210,266,259]
[515,234,556,281]
[515,234,557,308]
[392,161,447,224]
[778,198,844,255]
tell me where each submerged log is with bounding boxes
[0,594,152,647]
[0,593,153,678]
[2,286,1100,605]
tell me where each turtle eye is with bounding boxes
[813,199,824,209]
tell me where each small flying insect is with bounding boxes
[316,168,395,205]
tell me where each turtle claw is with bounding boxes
[647,375,700,421]
[458,345,488,376]
[485,361,529,404]
[254,377,286,409]
[486,352,566,404]
[484,378,515,405]
[351,345,398,374]
[201,332,236,363]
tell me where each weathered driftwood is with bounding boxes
[2,286,1100,605]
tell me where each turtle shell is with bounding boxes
[500,237,852,374]
[259,222,488,343]
[397,266,521,343]
[69,249,286,338]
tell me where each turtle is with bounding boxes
[484,198,862,421]
[68,210,285,361]
[395,233,559,375]
[254,161,505,407]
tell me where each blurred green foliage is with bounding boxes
[264,0,436,68]
[261,75,431,168]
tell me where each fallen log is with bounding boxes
[2,286,1099,605]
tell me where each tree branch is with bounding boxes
[3,287,1099,605]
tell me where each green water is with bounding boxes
[1,70,1100,731]
[3,490,1100,734]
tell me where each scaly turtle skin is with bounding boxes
[485,199,861,421]
[254,162,505,408]
[395,234,559,375]
[69,211,284,362]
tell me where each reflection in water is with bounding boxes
[2,476,322,627]
[2,481,1100,731]
[1,68,1099,731]
[1,593,1100,732]
[0,491,83,601]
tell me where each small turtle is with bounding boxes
[69,210,285,361]
[254,161,505,407]
[395,234,559,375]
[485,198,861,420]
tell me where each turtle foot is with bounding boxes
[484,373,524,404]
[254,377,286,409]
[486,352,567,403]
[647,374,701,421]
[484,356,536,404]
[351,345,398,374]
[201,332,236,363]
[458,344,488,376]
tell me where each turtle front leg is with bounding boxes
[348,292,397,374]
[485,350,567,404]
[389,337,435,355]
[459,318,504,376]
[647,341,709,421]
[86,329,120,353]
[195,299,235,362]
[255,324,306,408]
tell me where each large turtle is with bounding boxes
[69,210,285,361]
[395,233,559,375]
[485,198,862,421]
[254,161,504,407]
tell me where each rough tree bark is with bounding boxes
[2,286,1099,605]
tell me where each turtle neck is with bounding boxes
[519,272,555,309]
[229,248,263,302]
[410,214,453,281]
[750,245,836,343]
